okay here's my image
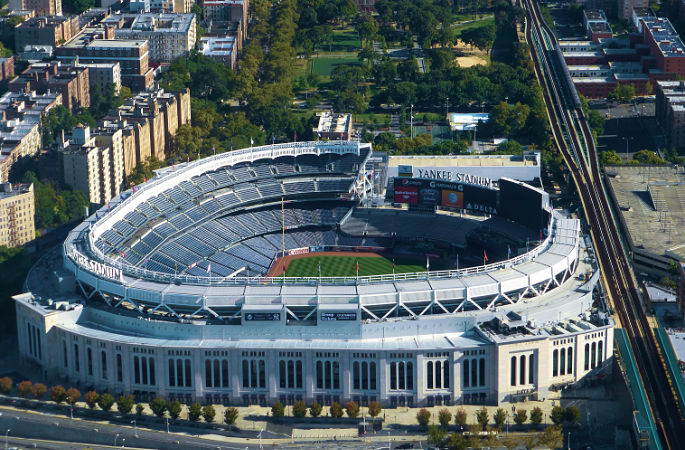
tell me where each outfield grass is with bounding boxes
[284,255,433,277]
[311,56,359,76]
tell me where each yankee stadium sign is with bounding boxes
[71,249,123,280]
[415,168,493,188]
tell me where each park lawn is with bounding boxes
[311,56,360,76]
[293,57,311,78]
[328,29,362,52]
[452,16,495,34]
[354,112,392,126]
[284,255,432,277]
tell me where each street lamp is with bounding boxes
[258,428,264,450]
[410,104,414,139]
[624,136,634,162]
[131,419,138,438]
[165,417,169,434]
[66,396,73,419]
[5,429,10,450]
[114,433,120,447]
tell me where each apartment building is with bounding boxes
[14,15,80,50]
[200,36,237,70]
[0,57,15,82]
[101,13,196,62]
[618,0,648,20]
[202,0,248,26]
[60,125,124,205]
[0,183,35,248]
[9,0,61,16]
[149,0,192,12]
[8,61,90,111]
[80,62,121,95]
[656,80,685,149]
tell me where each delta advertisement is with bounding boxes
[393,177,498,213]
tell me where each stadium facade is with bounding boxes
[15,141,614,407]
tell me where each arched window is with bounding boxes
[362,361,369,390]
[591,342,596,369]
[258,360,266,388]
[510,356,517,386]
[333,361,340,390]
[222,360,229,388]
[598,341,603,364]
[316,361,323,389]
[250,360,257,388]
[479,358,486,386]
[170,359,176,387]
[141,357,148,385]
[287,360,295,389]
[204,360,212,388]
[528,354,535,385]
[560,348,566,376]
[520,355,526,385]
[133,356,140,384]
[427,361,434,389]
[567,347,573,375]
[471,357,478,387]
[325,361,332,389]
[390,362,397,390]
[296,361,303,388]
[242,360,249,387]
[435,361,442,389]
[443,360,450,389]
[213,360,220,388]
[406,362,414,390]
[149,359,156,385]
[279,360,286,388]
[353,361,360,390]
[370,362,377,390]
[552,349,558,377]
[463,359,470,388]
[584,343,590,371]
[176,359,183,387]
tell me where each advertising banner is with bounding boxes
[393,186,418,204]
[441,190,464,209]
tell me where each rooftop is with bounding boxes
[0,182,33,199]
[643,17,685,57]
[102,13,195,33]
[584,9,607,21]
[387,153,540,168]
[200,36,236,56]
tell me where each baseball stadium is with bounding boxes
[15,141,614,407]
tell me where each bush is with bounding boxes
[438,408,452,428]
[565,405,581,425]
[345,400,360,418]
[97,393,114,411]
[271,401,285,418]
[494,408,506,431]
[188,402,202,422]
[527,407,542,426]
[149,397,167,418]
[330,402,344,419]
[31,383,47,400]
[168,400,182,420]
[514,409,528,425]
[66,387,80,405]
[117,394,134,414]
[202,405,216,423]
[367,401,381,418]
[84,391,98,408]
[0,377,12,394]
[224,407,239,425]
[50,385,66,403]
[550,405,565,425]
[427,425,447,446]
[416,408,431,427]
[293,400,307,418]
[18,380,32,398]
[309,401,322,417]
[476,407,489,431]
[455,408,467,426]
[136,403,145,416]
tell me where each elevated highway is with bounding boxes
[522,0,685,447]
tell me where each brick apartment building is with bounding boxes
[9,0,61,16]
[14,15,80,50]
[0,57,15,82]
[8,61,90,111]
[0,182,35,248]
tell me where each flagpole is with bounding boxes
[281,197,286,280]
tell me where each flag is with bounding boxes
[283,264,287,273]
[230,140,234,150]
[455,254,459,269]
[392,258,395,274]
[187,156,190,163]
[317,132,321,139]
[143,175,146,183]
[119,250,126,258]
[318,262,321,276]
[189,262,197,269]
[483,250,489,262]
[107,202,110,211]
[507,245,512,259]
[272,134,275,144]
[426,254,430,271]
[207,263,211,274]
[540,230,543,241]
[132,184,136,193]
[356,260,359,276]
[145,257,149,267]
[172,163,175,170]
[294,131,297,142]
[250,137,254,146]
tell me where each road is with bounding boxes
[522,0,685,448]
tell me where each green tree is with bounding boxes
[600,150,623,165]
[447,432,469,450]
[97,393,114,411]
[589,110,606,136]
[309,401,322,417]
[31,383,47,400]
[224,407,239,425]
[514,409,528,425]
[632,149,665,164]
[530,407,543,425]
[476,407,489,431]
[50,385,66,403]
[356,13,379,45]
[149,397,167,418]
[330,401,344,418]
[345,400,360,418]
[271,401,285,418]
[461,22,496,53]
[438,408,452,428]
[494,408,507,431]
[63,0,95,13]
[85,391,98,408]
[417,408,431,427]
[117,395,134,414]
[18,380,32,397]
[427,425,447,446]
[367,401,381,419]
[167,400,182,420]
[188,403,202,422]
[550,405,565,425]
[202,405,216,423]
[538,425,564,448]
[565,405,581,425]
[293,400,308,418]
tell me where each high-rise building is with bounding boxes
[14,15,80,50]
[0,183,35,248]
[9,0,61,16]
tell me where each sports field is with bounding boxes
[284,255,430,277]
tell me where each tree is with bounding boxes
[476,407,489,431]
[565,405,581,425]
[188,403,202,422]
[202,405,216,423]
[18,380,32,397]
[309,401,322,418]
[632,149,665,164]
[427,425,448,446]
[493,408,507,431]
[356,13,379,45]
[550,405,565,425]
[84,391,98,408]
[272,401,285,418]
[293,400,307,418]
[330,402,344,419]
[455,408,468,427]
[416,408,431,427]
[530,407,543,425]
[66,387,80,405]
[31,383,47,400]
[367,401,381,419]
[136,403,145,416]
[514,409,528,426]
[117,394,134,414]
[345,400,360,418]
[447,432,469,450]
[0,377,12,394]
[50,385,66,403]
[224,407,239,425]
[63,0,95,14]
[167,400,182,420]
[600,150,623,165]
[538,425,564,448]
[149,397,167,418]
[608,84,636,103]
[461,22,496,53]
[438,408,452,428]
[97,393,114,411]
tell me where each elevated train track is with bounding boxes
[522,0,685,447]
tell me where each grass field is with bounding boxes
[311,56,359,76]
[284,255,436,277]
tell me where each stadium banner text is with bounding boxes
[321,312,358,321]
[71,249,123,280]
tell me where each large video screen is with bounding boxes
[392,178,498,213]
[499,178,549,231]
